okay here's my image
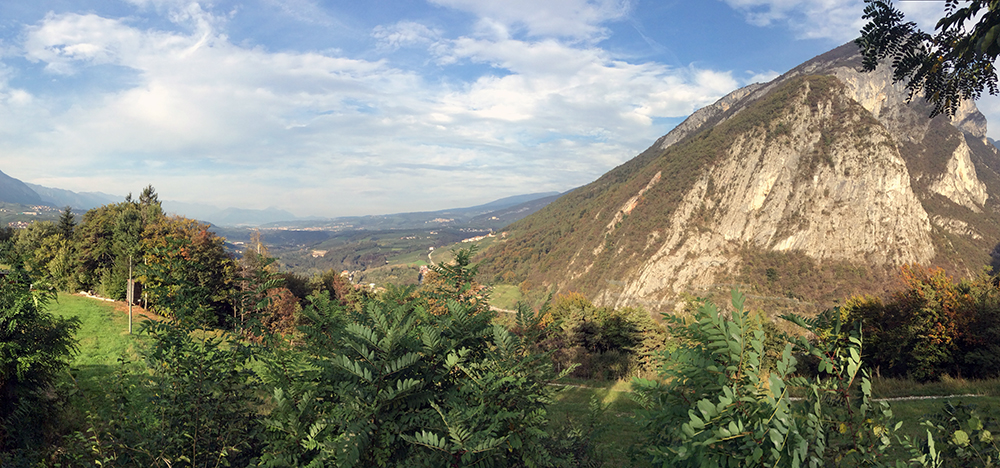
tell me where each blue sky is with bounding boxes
[0,0,979,217]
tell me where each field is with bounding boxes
[49,294,145,368]
[46,294,1000,466]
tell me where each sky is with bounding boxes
[0,0,980,218]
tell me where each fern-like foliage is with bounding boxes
[633,289,898,467]
[259,248,573,467]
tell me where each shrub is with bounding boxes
[842,265,1000,381]
[535,293,665,381]
[258,248,575,467]
[633,290,895,467]
[0,264,80,458]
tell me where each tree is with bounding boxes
[259,248,574,467]
[857,0,1000,117]
[139,217,235,326]
[57,206,75,238]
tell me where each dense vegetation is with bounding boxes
[7,189,1000,466]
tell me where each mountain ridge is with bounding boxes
[478,42,1000,313]
[0,170,43,206]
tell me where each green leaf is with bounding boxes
[952,429,970,447]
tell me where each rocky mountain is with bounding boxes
[479,42,1000,313]
[0,170,43,205]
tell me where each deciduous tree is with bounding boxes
[857,0,1000,116]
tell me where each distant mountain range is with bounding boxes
[261,191,563,231]
[24,183,121,210]
[0,170,563,229]
[0,170,43,205]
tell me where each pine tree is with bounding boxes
[57,206,75,238]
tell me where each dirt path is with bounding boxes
[76,292,164,321]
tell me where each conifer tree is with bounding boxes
[57,206,75,238]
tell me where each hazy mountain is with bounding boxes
[25,183,120,210]
[0,170,42,205]
[262,192,563,231]
[478,42,1000,313]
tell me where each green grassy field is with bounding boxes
[48,294,143,366]
[489,284,522,310]
[46,293,149,411]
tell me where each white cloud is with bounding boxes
[373,21,441,52]
[747,70,780,84]
[4,5,744,216]
[723,0,866,42]
[428,0,631,41]
[895,2,950,32]
[724,0,957,43]
[23,13,143,74]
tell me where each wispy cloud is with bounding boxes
[723,0,865,42]
[3,1,752,216]
[428,0,632,41]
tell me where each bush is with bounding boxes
[0,265,79,458]
[258,248,575,467]
[842,265,1000,381]
[79,321,264,467]
[534,293,665,381]
[632,290,895,467]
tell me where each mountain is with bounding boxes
[25,183,120,210]
[0,170,42,205]
[262,192,562,231]
[478,42,1000,313]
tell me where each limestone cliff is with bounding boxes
[479,42,1000,312]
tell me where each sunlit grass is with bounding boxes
[871,374,1000,398]
[47,293,146,368]
[489,284,522,310]
[548,384,649,467]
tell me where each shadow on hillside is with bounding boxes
[991,242,1000,274]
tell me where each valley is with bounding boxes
[6,22,1000,465]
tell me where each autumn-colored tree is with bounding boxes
[140,216,234,325]
[842,264,998,380]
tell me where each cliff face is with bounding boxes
[480,43,1000,312]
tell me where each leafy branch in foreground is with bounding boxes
[258,247,578,467]
[857,0,1000,117]
[0,261,79,457]
[633,289,897,467]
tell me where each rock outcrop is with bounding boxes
[480,42,1000,312]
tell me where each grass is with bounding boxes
[489,284,522,310]
[48,293,146,367]
[871,374,1000,398]
[548,380,649,467]
[47,293,150,418]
